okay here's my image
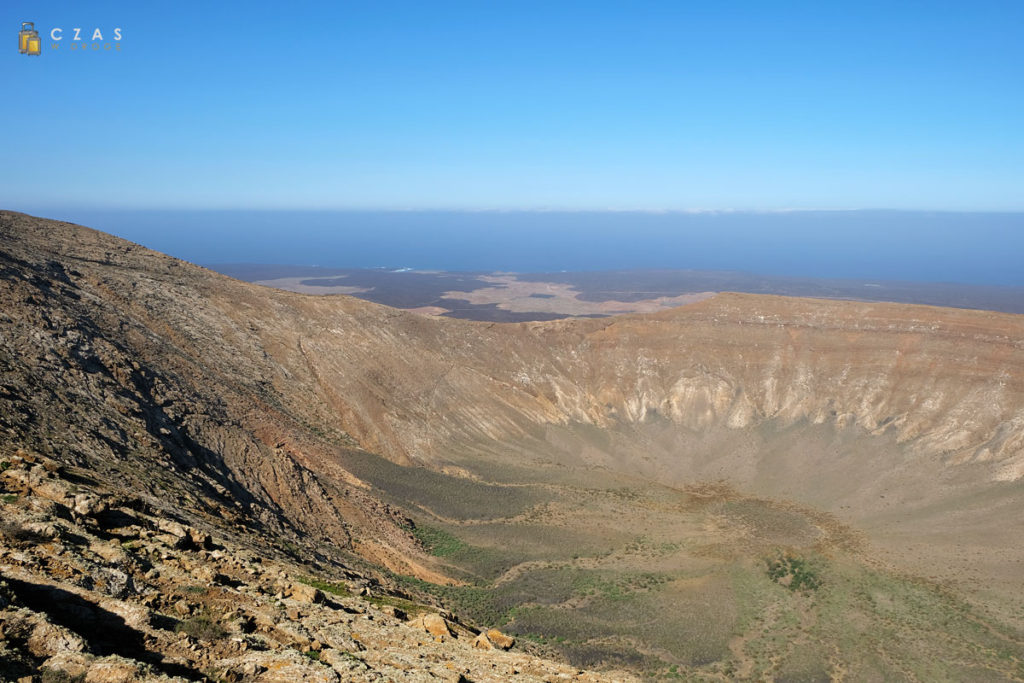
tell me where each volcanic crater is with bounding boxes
[2,211,1023,681]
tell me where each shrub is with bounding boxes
[766,553,822,593]
[175,614,227,641]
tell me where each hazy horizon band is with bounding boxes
[23,208,1024,288]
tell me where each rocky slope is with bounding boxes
[0,211,635,680]
[1,451,631,682]
[0,211,435,578]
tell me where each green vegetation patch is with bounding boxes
[507,582,737,669]
[299,574,432,615]
[765,552,822,593]
[408,524,467,557]
[558,640,667,673]
[453,521,632,571]
[395,577,508,627]
[570,569,666,602]
[296,576,353,598]
[811,560,1024,680]
[364,591,430,615]
[336,449,545,520]
[399,564,731,673]
[397,565,674,632]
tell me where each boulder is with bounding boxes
[26,616,88,657]
[188,528,213,550]
[93,567,133,599]
[156,519,188,539]
[190,565,217,584]
[271,621,313,650]
[472,632,494,650]
[40,652,91,680]
[81,655,151,683]
[88,541,128,565]
[378,604,407,621]
[21,521,61,540]
[409,612,453,639]
[31,479,70,505]
[486,628,515,650]
[154,519,199,550]
[287,583,325,604]
[72,493,108,520]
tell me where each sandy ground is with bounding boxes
[439,275,715,316]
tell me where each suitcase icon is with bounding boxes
[19,22,41,56]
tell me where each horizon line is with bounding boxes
[10,206,1024,216]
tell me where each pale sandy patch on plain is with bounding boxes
[406,306,451,316]
[441,275,715,315]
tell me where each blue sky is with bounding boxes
[3,1,1023,211]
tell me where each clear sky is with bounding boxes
[3,1,1023,211]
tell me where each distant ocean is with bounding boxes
[32,209,1024,287]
